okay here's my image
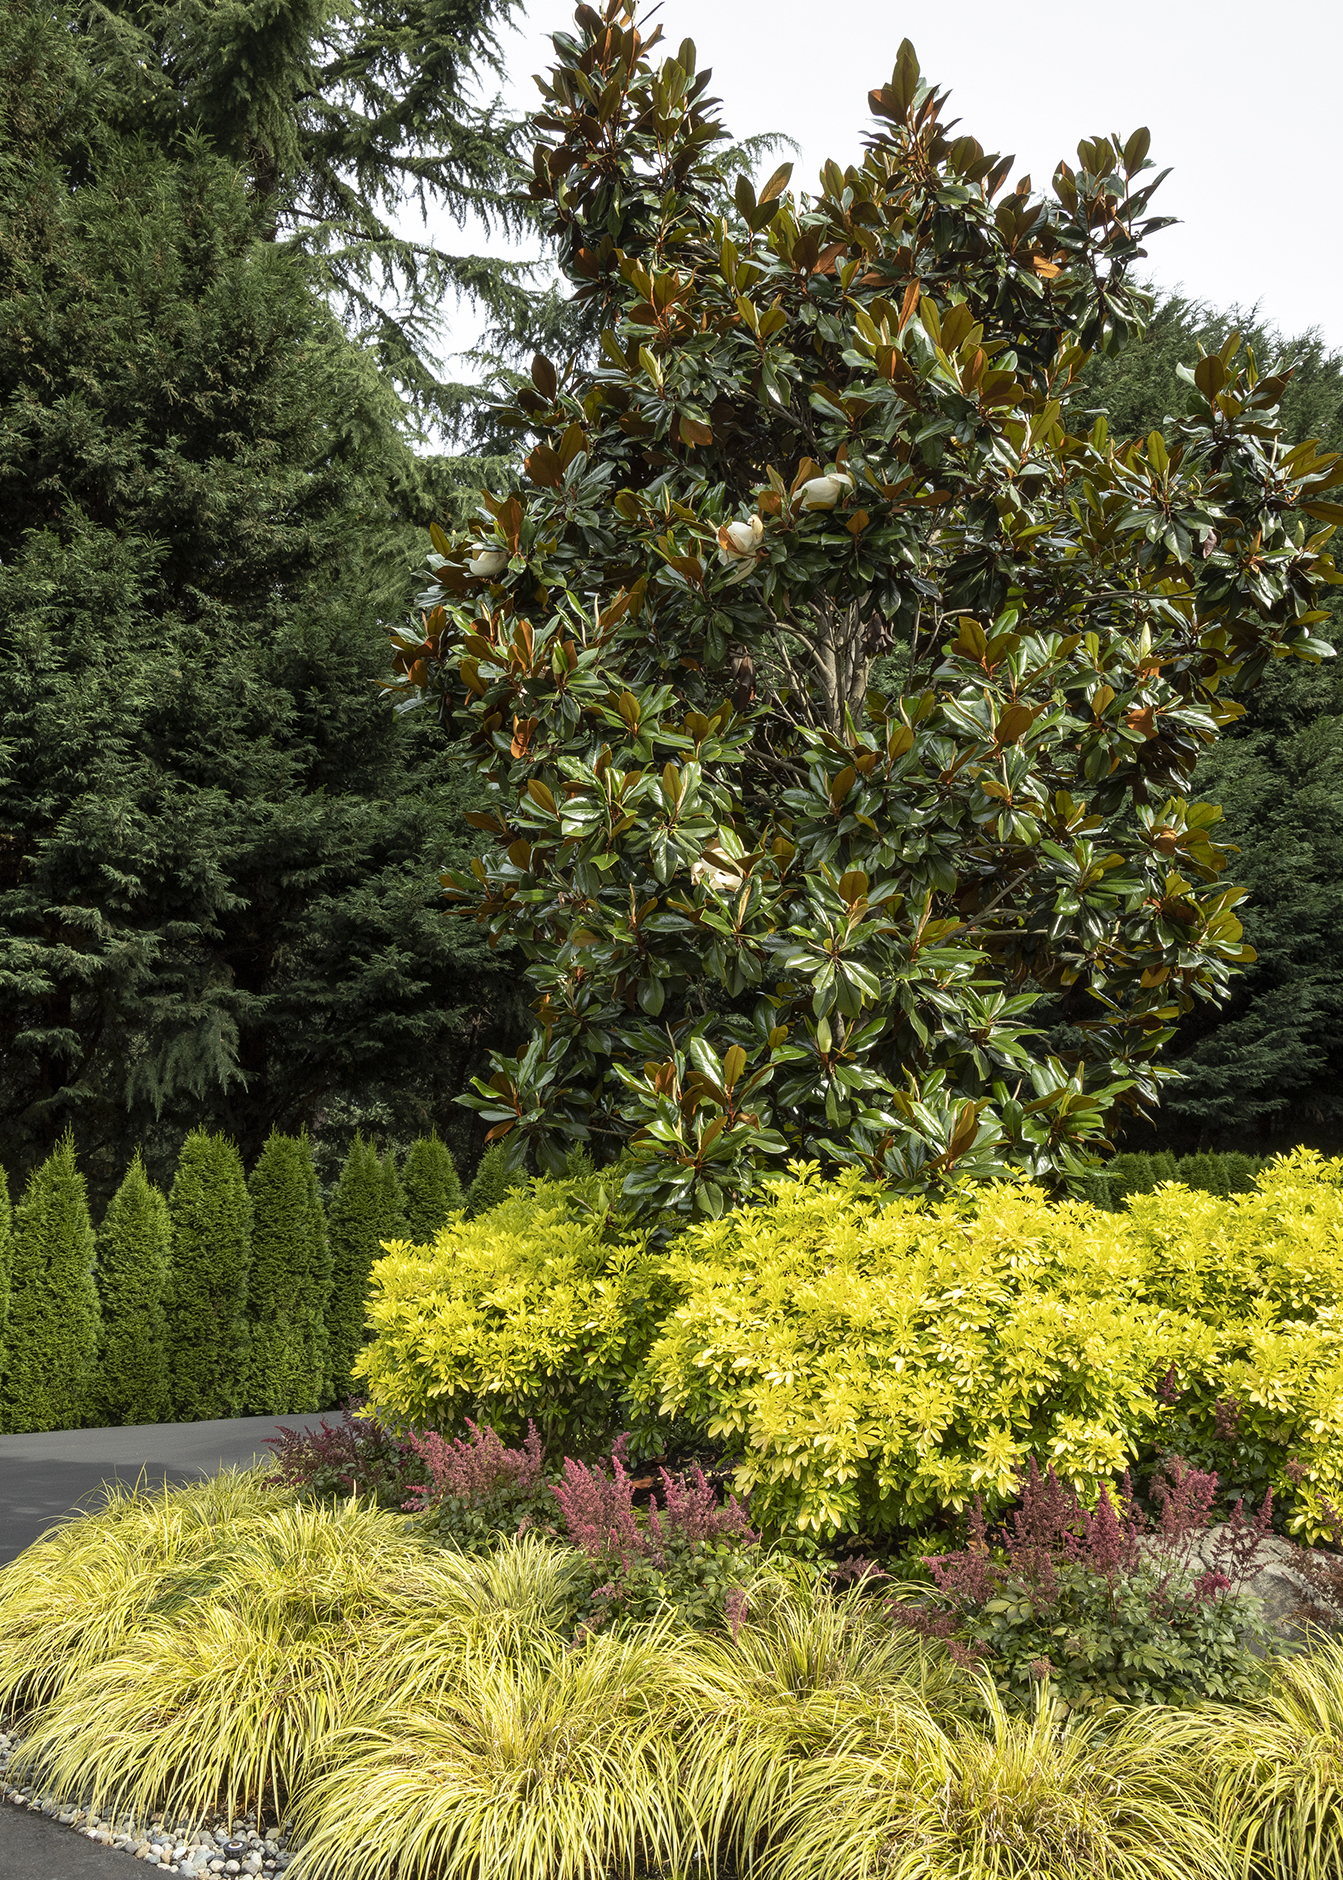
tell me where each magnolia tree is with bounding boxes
[388,2,1342,1215]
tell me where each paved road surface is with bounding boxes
[0,1413,333,1568]
[0,1413,338,1877]
[0,1802,143,1880]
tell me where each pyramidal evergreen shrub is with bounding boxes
[401,1132,463,1242]
[465,1142,525,1218]
[167,1130,251,1421]
[0,1165,11,1372]
[0,1132,99,1433]
[93,1151,171,1427]
[245,1129,331,1415]
[326,1135,392,1403]
[379,1149,408,1239]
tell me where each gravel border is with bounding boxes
[2,1734,299,1875]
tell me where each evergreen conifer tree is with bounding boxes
[401,1132,464,1243]
[0,1132,99,1433]
[245,1131,331,1415]
[464,1143,525,1218]
[0,2,526,1202]
[379,1149,409,1239]
[0,1167,10,1373]
[93,1152,171,1427]
[81,0,532,427]
[325,1135,387,1403]
[167,1131,251,1421]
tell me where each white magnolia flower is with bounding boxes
[467,546,509,577]
[797,472,854,511]
[717,515,765,561]
[691,857,744,893]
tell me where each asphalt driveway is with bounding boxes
[0,1411,338,1875]
[0,1412,333,1567]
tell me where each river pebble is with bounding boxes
[0,1740,334,1877]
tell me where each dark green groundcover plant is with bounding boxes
[388,1,1343,1215]
[900,1456,1275,1713]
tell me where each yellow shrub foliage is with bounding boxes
[359,1153,1343,1542]
[354,1179,666,1451]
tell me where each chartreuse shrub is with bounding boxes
[0,1131,99,1434]
[355,1175,668,1452]
[93,1151,171,1427]
[356,1155,1343,1542]
[636,1154,1343,1541]
[642,1168,1162,1537]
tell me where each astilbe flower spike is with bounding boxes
[648,1464,755,1552]
[551,1434,645,1570]
[402,1419,545,1510]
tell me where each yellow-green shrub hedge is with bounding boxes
[355,1179,669,1451]
[358,1152,1343,1541]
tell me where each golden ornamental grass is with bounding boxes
[3,1471,1343,1880]
[288,1626,695,1880]
[764,1684,1233,1880]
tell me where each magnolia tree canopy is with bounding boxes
[388,0,1343,1215]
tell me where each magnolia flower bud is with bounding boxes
[717,515,764,561]
[467,546,509,577]
[798,472,853,511]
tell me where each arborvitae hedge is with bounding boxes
[245,1130,330,1415]
[326,1135,391,1403]
[0,1166,10,1369]
[379,1150,409,1240]
[464,1143,525,1218]
[401,1132,463,1242]
[0,1133,99,1433]
[167,1130,251,1421]
[1102,1150,1267,1208]
[93,1152,171,1427]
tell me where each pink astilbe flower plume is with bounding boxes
[402,1419,545,1510]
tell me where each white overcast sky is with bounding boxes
[430,0,1342,370]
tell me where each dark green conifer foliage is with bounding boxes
[0,1,527,1204]
[167,1131,251,1421]
[245,1131,331,1414]
[82,0,534,427]
[379,1150,409,1240]
[401,1132,464,1243]
[93,1152,171,1427]
[326,1134,389,1402]
[0,1133,99,1433]
[0,1168,10,1371]
[464,1143,524,1218]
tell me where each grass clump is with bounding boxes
[289,1628,692,1880]
[769,1686,1231,1880]
[0,1472,427,1820]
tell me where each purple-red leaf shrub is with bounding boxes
[552,1434,756,1569]
[263,1402,426,1508]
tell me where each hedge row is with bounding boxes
[0,1129,471,1434]
[356,1150,1343,1546]
[1096,1151,1269,1206]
